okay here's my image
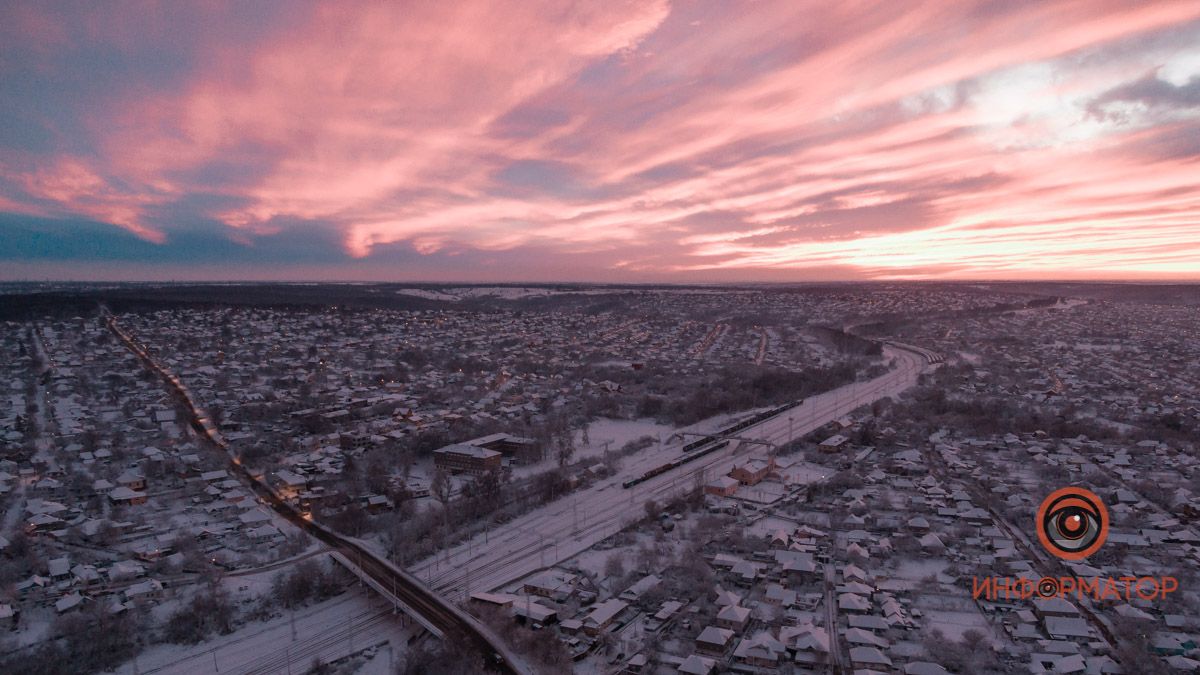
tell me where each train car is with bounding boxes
[622,399,805,491]
[622,440,731,489]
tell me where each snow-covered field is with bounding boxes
[921,607,993,642]
[115,584,410,675]
[393,286,616,301]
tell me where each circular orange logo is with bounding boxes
[1036,487,1108,560]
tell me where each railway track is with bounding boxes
[419,344,931,597]
[102,309,528,675]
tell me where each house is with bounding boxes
[648,600,683,631]
[778,551,819,583]
[469,592,516,610]
[620,575,661,603]
[463,433,539,462]
[108,486,147,506]
[765,584,797,606]
[849,646,893,670]
[47,556,71,581]
[364,494,393,513]
[274,470,307,499]
[704,476,739,497]
[512,599,558,625]
[839,593,870,613]
[26,512,63,533]
[107,560,145,581]
[623,653,648,674]
[905,662,951,675]
[733,631,786,668]
[713,588,743,607]
[730,560,759,586]
[820,434,849,452]
[523,570,578,601]
[695,626,736,656]
[1034,597,1079,619]
[1044,616,1093,641]
[716,604,751,631]
[1151,633,1196,656]
[247,524,283,541]
[433,444,502,475]
[767,529,790,549]
[677,654,716,675]
[116,470,146,491]
[730,458,772,486]
[845,627,888,648]
[848,614,889,632]
[786,622,831,668]
[124,578,164,604]
[71,564,101,586]
[0,603,15,630]
[582,598,628,636]
[55,593,84,614]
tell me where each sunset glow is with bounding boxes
[2,1,1199,281]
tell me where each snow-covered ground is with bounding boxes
[921,607,993,642]
[506,415,739,483]
[393,286,615,302]
[575,418,670,461]
[115,584,411,675]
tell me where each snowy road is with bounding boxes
[410,346,930,599]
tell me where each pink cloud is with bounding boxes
[1,1,1198,279]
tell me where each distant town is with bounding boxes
[0,282,1197,675]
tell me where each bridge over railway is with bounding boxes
[101,308,532,675]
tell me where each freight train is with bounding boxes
[623,399,802,489]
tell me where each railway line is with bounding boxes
[102,309,529,675]
[415,344,932,598]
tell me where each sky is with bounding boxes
[1,1,1199,282]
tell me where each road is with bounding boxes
[102,309,531,675]
[823,563,844,674]
[753,328,768,366]
[412,345,931,599]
